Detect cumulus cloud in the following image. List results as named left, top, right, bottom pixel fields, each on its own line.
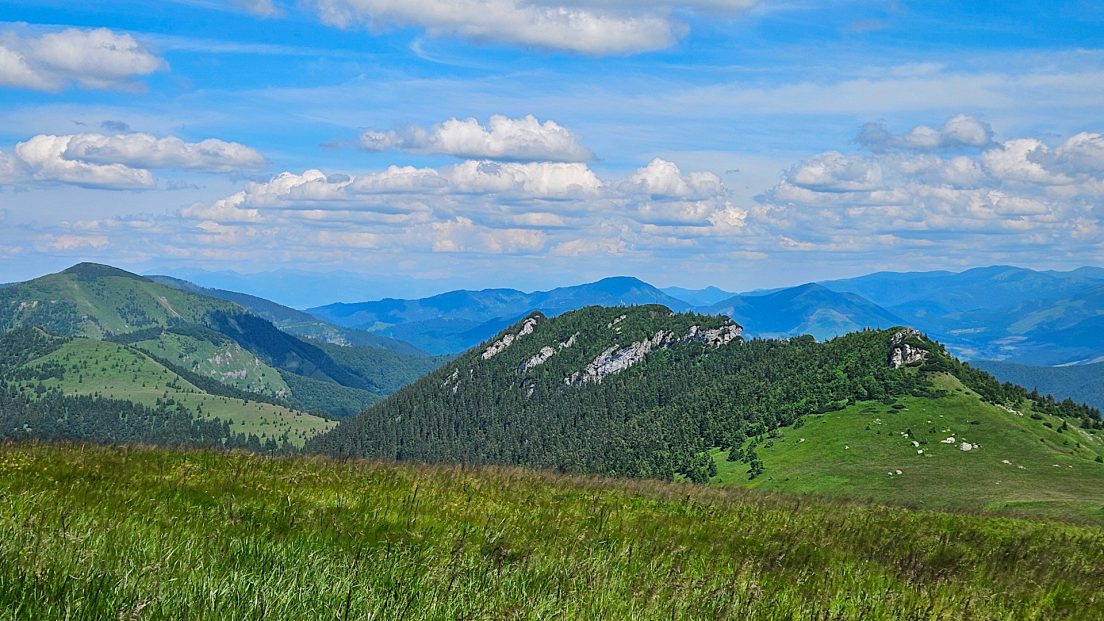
left=1031, top=132, right=1104, bottom=177
left=857, top=114, right=993, bottom=153
left=624, top=158, right=723, bottom=198
left=311, top=0, right=757, bottom=54
left=361, top=115, right=593, bottom=162
left=2, top=133, right=266, bottom=190
left=0, top=28, right=165, bottom=92
left=61, top=133, right=266, bottom=173
left=761, top=120, right=1104, bottom=253
left=15, top=135, right=154, bottom=190
left=786, top=152, right=883, bottom=193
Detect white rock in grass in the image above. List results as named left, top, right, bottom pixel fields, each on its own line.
left=895, top=469, right=903, bottom=475
left=941, top=437, right=956, bottom=444
left=1002, top=459, right=1011, bottom=464
left=959, top=442, right=974, bottom=452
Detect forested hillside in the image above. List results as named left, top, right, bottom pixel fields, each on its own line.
left=310, top=305, right=1102, bottom=517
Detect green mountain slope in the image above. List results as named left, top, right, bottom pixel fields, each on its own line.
left=714, top=373, right=1104, bottom=521
left=0, top=263, right=235, bottom=338
left=0, top=264, right=444, bottom=420
left=310, top=306, right=1102, bottom=520
left=0, top=328, right=335, bottom=448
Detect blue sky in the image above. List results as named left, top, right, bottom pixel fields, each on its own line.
left=0, top=0, right=1102, bottom=302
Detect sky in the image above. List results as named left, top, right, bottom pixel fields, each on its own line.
left=1, top=0, right=1102, bottom=303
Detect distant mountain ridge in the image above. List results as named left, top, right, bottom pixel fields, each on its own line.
left=815, top=266, right=1104, bottom=365
left=704, top=283, right=905, bottom=341
left=148, top=275, right=426, bottom=355
left=309, top=276, right=691, bottom=354
left=303, top=266, right=1104, bottom=365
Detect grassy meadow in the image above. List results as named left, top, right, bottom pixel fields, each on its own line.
left=714, top=374, right=1104, bottom=523
left=17, top=339, right=334, bottom=446
left=1, top=443, right=1103, bottom=620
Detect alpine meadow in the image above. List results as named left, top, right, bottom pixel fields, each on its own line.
left=3, top=1, right=1104, bottom=619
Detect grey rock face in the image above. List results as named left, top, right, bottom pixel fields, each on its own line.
left=888, top=328, right=929, bottom=368
left=566, top=322, right=742, bottom=386
left=482, top=316, right=539, bottom=360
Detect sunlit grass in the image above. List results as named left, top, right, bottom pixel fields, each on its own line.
left=1, top=442, right=1102, bottom=619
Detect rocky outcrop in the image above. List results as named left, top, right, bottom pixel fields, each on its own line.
left=567, top=331, right=673, bottom=386
left=482, top=316, right=539, bottom=360
left=680, top=324, right=743, bottom=347
left=519, top=346, right=556, bottom=372
left=566, top=322, right=742, bottom=386
left=888, top=328, right=929, bottom=368
left=517, top=332, right=579, bottom=373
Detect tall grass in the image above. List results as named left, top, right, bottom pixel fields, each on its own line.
left=0, top=442, right=1102, bottom=620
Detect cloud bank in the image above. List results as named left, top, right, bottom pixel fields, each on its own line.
left=1, top=133, right=265, bottom=190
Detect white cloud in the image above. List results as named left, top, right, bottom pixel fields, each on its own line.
left=786, top=152, right=884, bottom=193
left=3, top=133, right=267, bottom=190
left=1035, top=132, right=1104, bottom=177
left=61, top=133, right=266, bottom=173
left=550, top=237, right=625, bottom=256
left=311, top=0, right=756, bottom=54
left=625, top=158, right=723, bottom=199
left=15, top=135, right=154, bottom=190
left=202, top=161, right=603, bottom=212
left=857, top=114, right=993, bottom=153
left=174, top=155, right=742, bottom=260
left=361, top=114, right=593, bottom=162
left=0, top=28, right=165, bottom=92
left=761, top=121, right=1104, bottom=253
left=446, top=160, right=601, bottom=196
left=980, top=139, right=1066, bottom=185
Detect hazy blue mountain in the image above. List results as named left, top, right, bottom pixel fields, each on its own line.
left=815, top=266, right=1104, bottom=364
left=705, top=283, right=905, bottom=341
left=661, top=286, right=737, bottom=307
left=149, top=275, right=426, bottom=356
left=819, top=266, right=1104, bottom=314
left=308, top=277, right=692, bottom=354
left=974, top=360, right=1104, bottom=411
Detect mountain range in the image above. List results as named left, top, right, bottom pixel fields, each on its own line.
left=2, top=261, right=1103, bottom=521
left=308, top=276, right=692, bottom=354
left=294, top=265, right=1104, bottom=368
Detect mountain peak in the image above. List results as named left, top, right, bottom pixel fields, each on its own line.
left=61, top=263, right=149, bottom=281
